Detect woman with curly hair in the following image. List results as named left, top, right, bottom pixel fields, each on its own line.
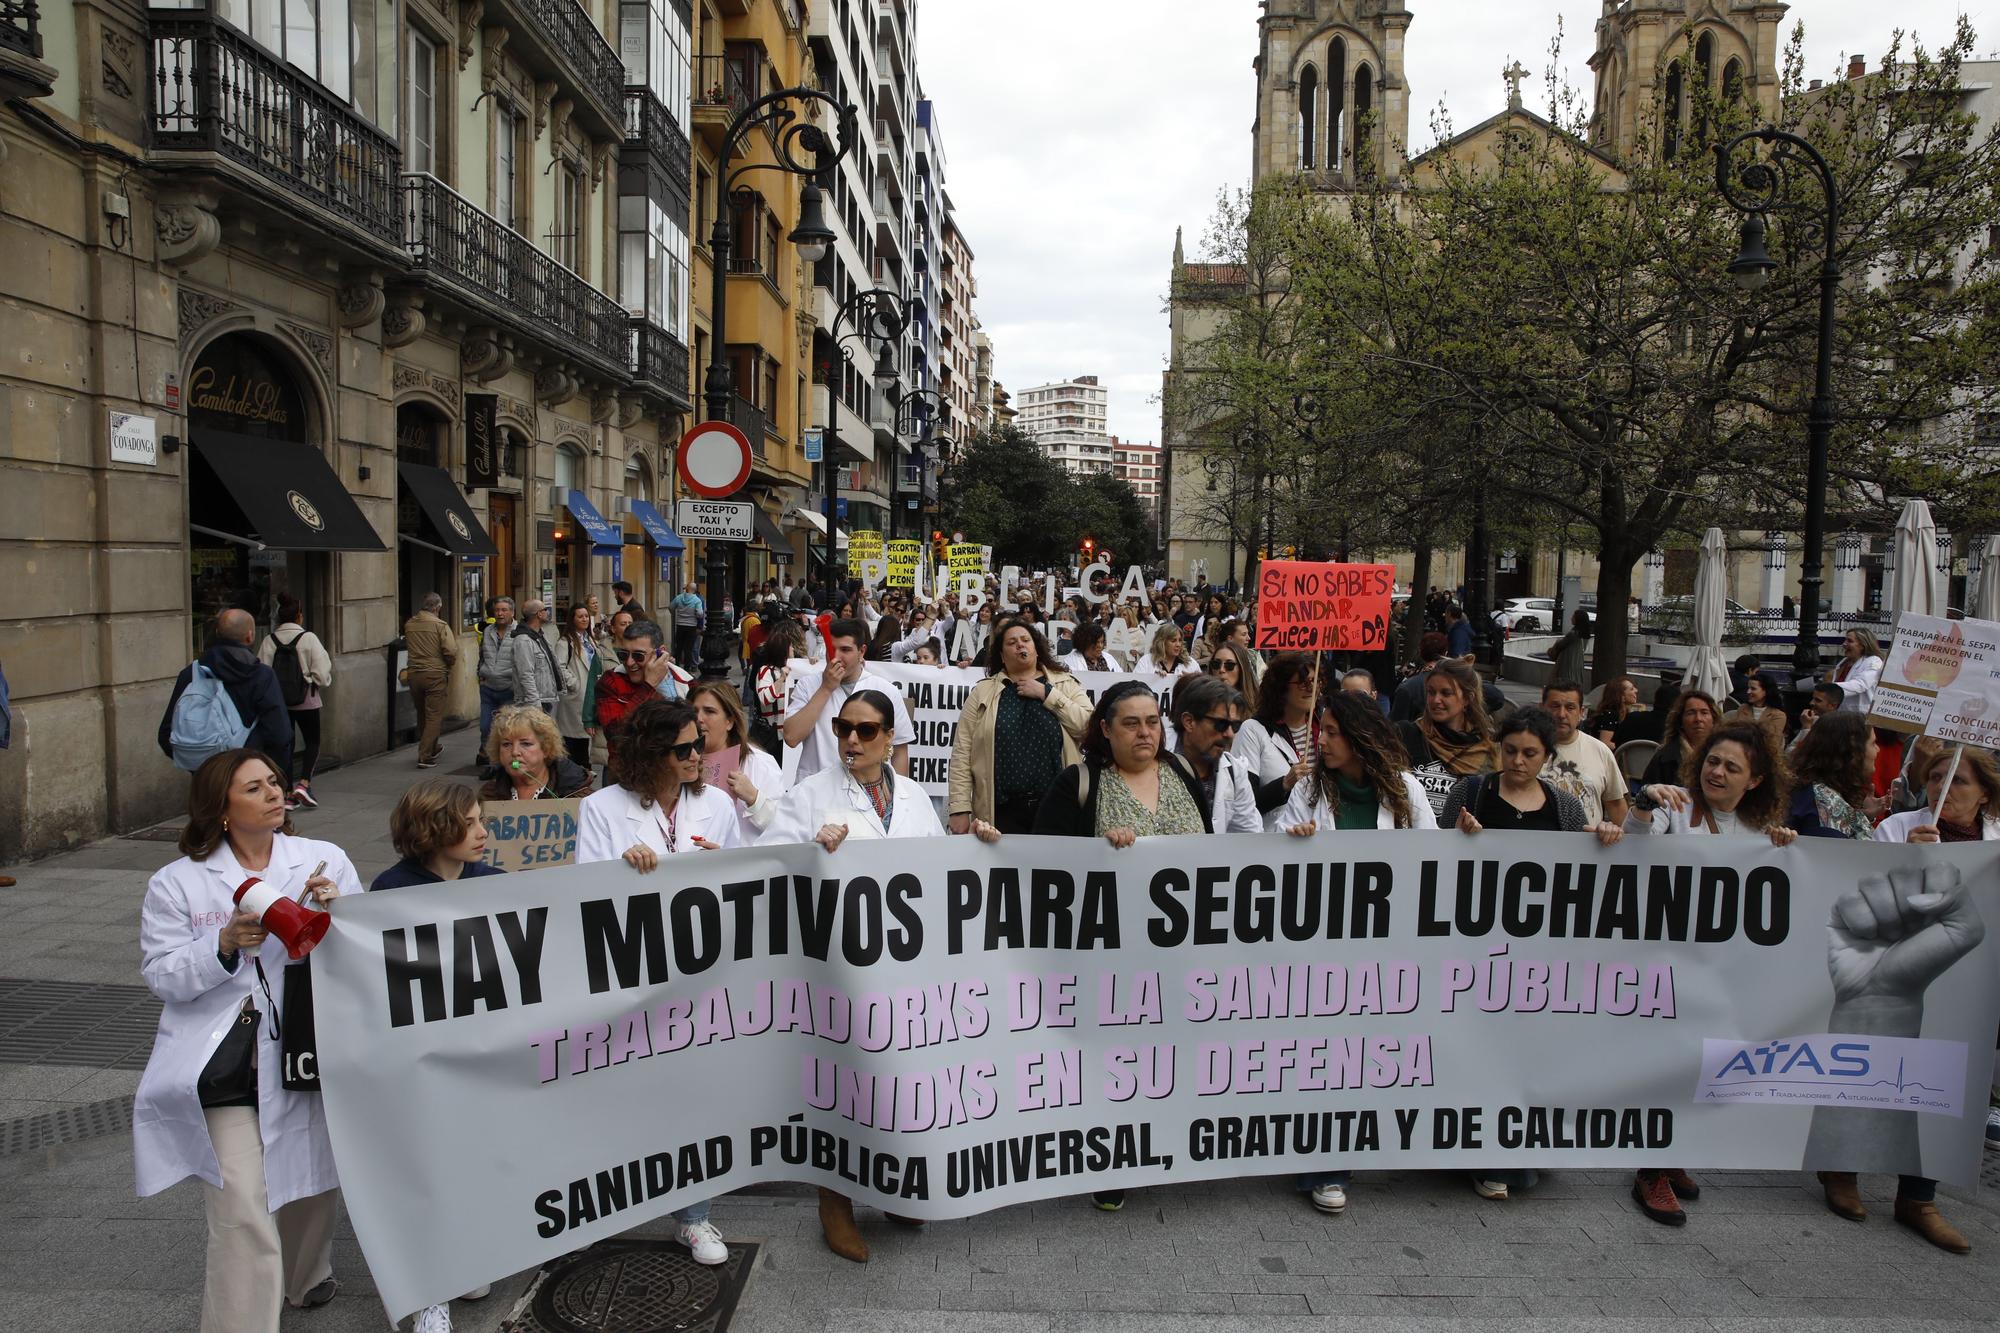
left=1625, top=722, right=1797, bottom=1228
left=480, top=704, right=592, bottom=803
left=1639, top=688, right=1720, bottom=788
left=1396, top=658, right=1497, bottom=822
left=1785, top=711, right=1881, bottom=839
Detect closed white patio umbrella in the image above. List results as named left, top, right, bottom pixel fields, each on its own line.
left=1684, top=527, right=1733, bottom=702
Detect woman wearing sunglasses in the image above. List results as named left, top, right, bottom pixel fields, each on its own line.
left=1206, top=641, right=1259, bottom=714
left=574, top=697, right=741, bottom=1270
left=758, top=689, right=1000, bottom=1263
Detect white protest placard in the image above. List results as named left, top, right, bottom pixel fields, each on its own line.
left=313, top=832, right=2000, bottom=1319
left=1868, top=612, right=2000, bottom=738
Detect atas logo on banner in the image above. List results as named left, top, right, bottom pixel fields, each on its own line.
left=1694, top=1034, right=1967, bottom=1116
left=448, top=511, right=471, bottom=540
left=288, top=491, right=325, bottom=531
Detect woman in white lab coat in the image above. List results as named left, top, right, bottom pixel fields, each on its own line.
left=573, top=697, right=739, bottom=1268
left=756, top=689, right=1000, bottom=1260
left=133, top=748, right=355, bottom=1333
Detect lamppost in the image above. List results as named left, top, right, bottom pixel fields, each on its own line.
left=893, top=387, right=947, bottom=542
left=699, top=86, right=857, bottom=672
left=1716, top=126, right=1839, bottom=691
left=818, top=284, right=911, bottom=575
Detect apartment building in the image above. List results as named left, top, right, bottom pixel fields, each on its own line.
left=1113, top=438, right=1164, bottom=533
left=939, top=196, right=980, bottom=444
left=1018, top=375, right=1112, bottom=475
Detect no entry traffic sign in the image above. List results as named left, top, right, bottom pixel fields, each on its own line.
left=677, top=420, right=753, bottom=499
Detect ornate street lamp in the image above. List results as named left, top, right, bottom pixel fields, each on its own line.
left=1716, top=126, right=1840, bottom=692
left=698, top=86, right=858, bottom=673
left=815, top=285, right=914, bottom=571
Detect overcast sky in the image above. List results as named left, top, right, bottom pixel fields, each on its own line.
left=918, top=1, right=1984, bottom=444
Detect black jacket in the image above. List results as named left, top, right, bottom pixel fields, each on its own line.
left=370, top=857, right=509, bottom=891
left=479, top=755, right=594, bottom=802
left=1031, top=754, right=1213, bottom=838
left=158, top=641, right=294, bottom=774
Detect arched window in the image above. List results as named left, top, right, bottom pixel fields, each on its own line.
left=1695, top=32, right=1714, bottom=86
left=1723, top=57, right=1745, bottom=102
left=1663, top=59, right=1683, bottom=160
left=1353, top=62, right=1373, bottom=172
left=1329, top=37, right=1347, bottom=172
left=1299, top=65, right=1319, bottom=168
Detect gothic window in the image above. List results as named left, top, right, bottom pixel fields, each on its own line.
left=1353, top=62, right=1373, bottom=172
left=1329, top=38, right=1347, bottom=172
left=1299, top=65, right=1319, bottom=168
left=1663, top=60, right=1683, bottom=160
left=1723, top=57, right=1745, bottom=102
left=1695, top=32, right=1714, bottom=86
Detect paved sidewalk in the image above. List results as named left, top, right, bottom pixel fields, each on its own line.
left=4, top=725, right=1999, bottom=1330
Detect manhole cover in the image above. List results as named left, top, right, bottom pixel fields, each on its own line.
left=522, top=1239, right=757, bottom=1333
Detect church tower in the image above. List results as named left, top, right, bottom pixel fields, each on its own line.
left=1252, top=1, right=1414, bottom=188
left=1588, top=0, right=1789, bottom=162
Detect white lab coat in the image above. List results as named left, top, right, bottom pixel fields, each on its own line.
left=1233, top=717, right=1305, bottom=830
left=712, top=745, right=789, bottom=846
left=1276, top=772, right=1439, bottom=831
left=134, top=833, right=360, bottom=1210
left=1832, top=654, right=1883, bottom=713
left=575, top=782, right=744, bottom=861
left=1061, top=650, right=1126, bottom=675
left=756, top=765, right=943, bottom=845
left=1207, top=749, right=1267, bottom=834
left=1873, top=809, right=2000, bottom=842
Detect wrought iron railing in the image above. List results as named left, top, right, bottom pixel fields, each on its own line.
left=403, top=173, right=627, bottom=370
left=2, top=0, right=42, bottom=59
left=628, top=317, right=691, bottom=406
left=733, top=396, right=766, bottom=458
left=693, top=54, right=754, bottom=119
left=501, top=0, right=625, bottom=124
left=622, top=86, right=692, bottom=206
left=148, top=14, right=401, bottom=245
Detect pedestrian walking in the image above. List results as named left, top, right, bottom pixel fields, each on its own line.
left=670, top=583, right=706, bottom=669
left=1231, top=654, right=1319, bottom=828
left=1639, top=689, right=1719, bottom=788
left=134, top=748, right=353, bottom=1333
left=1829, top=628, right=1886, bottom=713
left=1396, top=658, right=1497, bottom=822
left=475, top=597, right=517, bottom=743
left=401, top=594, right=457, bottom=770
left=256, top=597, right=332, bottom=809
left=781, top=618, right=916, bottom=780
left=1142, top=622, right=1198, bottom=677
left=574, top=698, right=737, bottom=1269
left=553, top=605, right=597, bottom=768
left=161, top=609, right=294, bottom=781
left=508, top=599, right=571, bottom=714
left=1625, top=723, right=1797, bottom=1226
left=1205, top=641, right=1259, bottom=713
left=688, top=682, right=787, bottom=846
left=948, top=617, right=1092, bottom=835
left=1546, top=608, right=1592, bottom=683
left=1060, top=620, right=1121, bottom=673
left=1169, top=673, right=1279, bottom=833
left=595, top=620, right=692, bottom=778
left=757, top=687, right=999, bottom=1262
left=1538, top=680, right=1628, bottom=826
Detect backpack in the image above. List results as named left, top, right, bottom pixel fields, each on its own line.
left=269, top=632, right=308, bottom=708
left=169, top=663, right=252, bottom=771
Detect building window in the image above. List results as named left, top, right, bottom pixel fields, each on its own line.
left=553, top=159, right=585, bottom=271
left=619, top=193, right=690, bottom=338
left=496, top=105, right=525, bottom=231
left=1298, top=65, right=1318, bottom=169
left=405, top=27, right=438, bottom=175
left=620, top=0, right=691, bottom=127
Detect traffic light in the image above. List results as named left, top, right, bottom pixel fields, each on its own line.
left=1081, top=535, right=1096, bottom=559
left=932, top=529, right=947, bottom=563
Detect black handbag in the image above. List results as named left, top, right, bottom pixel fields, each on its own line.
left=195, top=999, right=259, bottom=1108
left=277, top=959, right=321, bottom=1093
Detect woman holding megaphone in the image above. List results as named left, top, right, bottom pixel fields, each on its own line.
left=134, top=748, right=358, bottom=1333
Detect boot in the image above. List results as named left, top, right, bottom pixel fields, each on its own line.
left=1663, top=1167, right=1701, bottom=1200
left=817, top=1188, right=868, bottom=1263
left=1894, top=1197, right=1970, bottom=1254
left=1817, top=1171, right=1865, bottom=1221
left=1631, top=1170, right=1685, bottom=1227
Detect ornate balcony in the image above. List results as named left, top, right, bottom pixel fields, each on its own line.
left=148, top=13, right=402, bottom=248
left=692, top=53, right=755, bottom=150
left=0, top=0, right=53, bottom=99
left=629, top=317, right=691, bottom=409
left=403, top=173, right=628, bottom=375
left=0, top=0, right=40, bottom=55
left=488, top=0, right=626, bottom=137
left=733, top=396, right=767, bottom=459
left=622, top=87, right=692, bottom=214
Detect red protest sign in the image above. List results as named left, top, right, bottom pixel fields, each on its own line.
left=1253, top=561, right=1396, bottom=652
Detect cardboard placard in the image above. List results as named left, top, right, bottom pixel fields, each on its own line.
left=848, top=530, right=885, bottom=564
left=947, top=542, right=985, bottom=577
left=1253, top=561, right=1396, bottom=651
left=1869, top=612, right=1969, bottom=734
left=885, top=539, right=922, bottom=588
left=480, top=799, right=579, bottom=871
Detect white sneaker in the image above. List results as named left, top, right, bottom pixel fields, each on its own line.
left=1310, top=1182, right=1347, bottom=1214
left=677, top=1219, right=728, bottom=1265
left=1472, top=1178, right=1510, bottom=1200
left=413, top=1305, right=452, bottom=1333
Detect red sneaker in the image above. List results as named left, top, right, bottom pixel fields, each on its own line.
left=1632, top=1171, right=1686, bottom=1226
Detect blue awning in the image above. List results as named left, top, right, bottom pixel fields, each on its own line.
left=624, top=498, right=684, bottom=554
left=563, top=489, right=624, bottom=551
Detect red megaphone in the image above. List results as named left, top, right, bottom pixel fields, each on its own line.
left=233, top=877, right=332, bottom=959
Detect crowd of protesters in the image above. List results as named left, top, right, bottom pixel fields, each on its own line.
left=134, top=572, right=1998, bottom=1330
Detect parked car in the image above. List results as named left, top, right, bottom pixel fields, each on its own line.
left=1491, top=597, right=1593, bottom=633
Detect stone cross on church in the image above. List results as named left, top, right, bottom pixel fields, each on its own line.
left=1503, top=59, right=1529, bottom=110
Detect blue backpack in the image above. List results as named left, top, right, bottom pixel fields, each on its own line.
left=169, top=663, right=251, bottom=771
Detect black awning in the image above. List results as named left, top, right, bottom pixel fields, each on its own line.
left=189, top=431, right=386, bottom=551
left=398, top=462, right=499, bottom=556
left=753, top=509, right=790, bottom=551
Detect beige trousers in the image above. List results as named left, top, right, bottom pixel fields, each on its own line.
left=200, top=1106, right=337, bottom=1333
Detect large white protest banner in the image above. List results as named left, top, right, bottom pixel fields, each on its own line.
left=313, top=832, right=2000, bottom=1319
left=789, top=660, right=1193, bottom=796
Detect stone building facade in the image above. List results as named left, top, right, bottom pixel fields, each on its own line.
left=1, top=0, right=697, bottom=859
